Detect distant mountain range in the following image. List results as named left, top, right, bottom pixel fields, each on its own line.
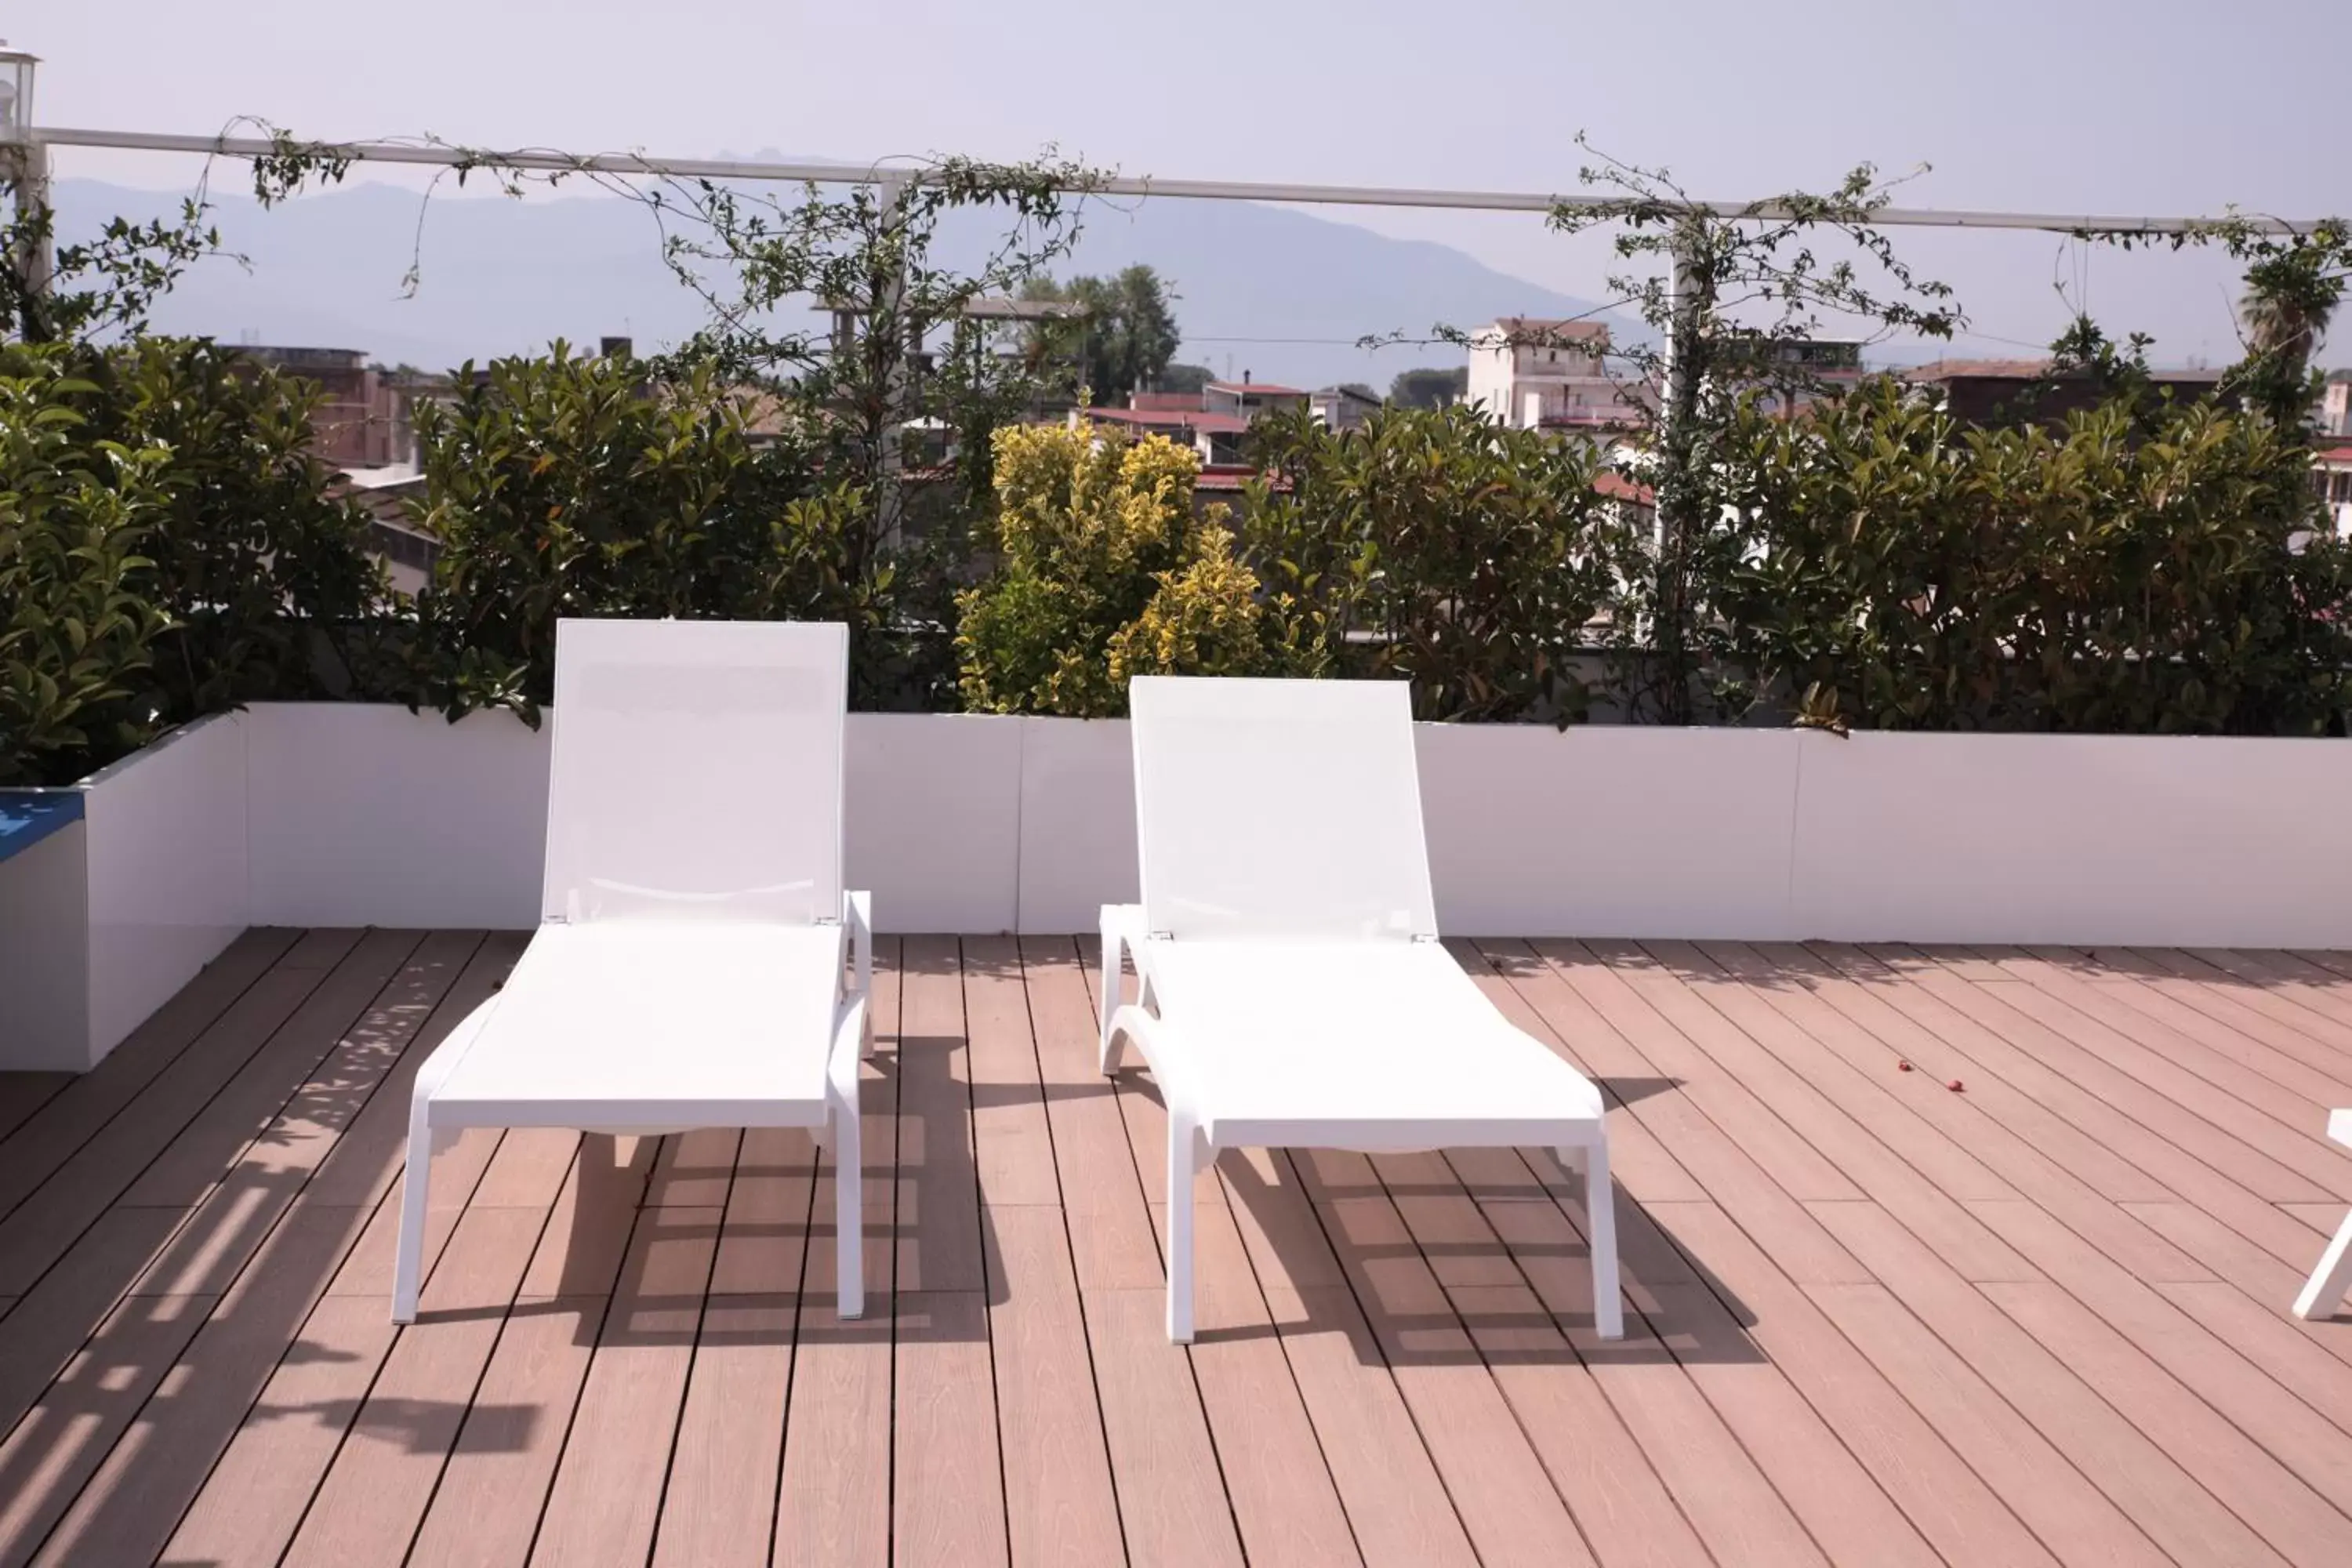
left=53, top=176, right=1622, bottom=392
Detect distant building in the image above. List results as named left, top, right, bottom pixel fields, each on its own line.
left=1730, top=338, right=1866, bottom=412
left=1308, top=385, right=1381, bottom=430
left=1902, top=358, right=2225, bottom=427
left=238, top=346, right=416, bottom=468
left=1465, top=318, right=1624, bottom=430
left=328, top=466, right=433, bottom=595
left=1078, top=403, right=1253, bottom=466
left=2316, top=436, right=2352, bottom=539
left=1203, top=375, right=1310, bottom=422
left=2319, top=378, right=2350, bottom=439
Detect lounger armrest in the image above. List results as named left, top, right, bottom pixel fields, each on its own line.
left=831, top=993, right=868, bottom=1109
left=409, top=993, right=503, bottom=1149
left=1105, top=1002, right=1200, bottom=1127
left=845, top=890, right=875, bottom=1055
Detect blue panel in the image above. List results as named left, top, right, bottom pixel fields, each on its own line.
left=0, top=791, right=85, bottom=866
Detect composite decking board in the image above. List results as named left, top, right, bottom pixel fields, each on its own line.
left=1363, top=1150, right=1721, bottom=1568
left=1047, top=936, right=1351, bottom=1568
left=6, top=931, right=2352, bottom=1567
left=404, top=1135, right=660, bottom=1568
left=1745, top=942, right=2176, bottom=1203
left=277, top=1204, right=553, bottom=1568
left=1534, top=941, right=1865, bottom=1204
left=1602, top=943, right=2039, bottom=1285
left=962, top=938, right=1128, bottom=1568
left=1461, top=947, right=1929, bottom=1568
left=0, top=1077, right=69, bottom=1149
left=528, top=1203, right=722, bottom=1568
left=0, top=931, right=493, bottom=1568
left=1845, top=947, right=2346, bottom=1276
left=775, top=937, right=899, bottom=1568
left=1081, top=935, right=1479, bottom=1568
left=0, top=927, right=301, bottom=1223
left=1994, top=949, right=2352, bottom=1148
left=1816, top=1198, right=2296, bottom=1567
left=892, top=940, right=1009, bottom=1568
left=0, top=948, right=350, bottom=1295
left=1496, top=942, right=1873, bottom=1287
left=0, top=928, right=449, bottom=1418
left=152, top=936, right=524, bottom=1568
left=2126, top=948, right=2352, bottom=1058
left=1922, top=949, right=2352, bottom=1196
left=1851, top=949, right=2331, bottom=1218
left=1642, top=942, right=2019, bottom=1202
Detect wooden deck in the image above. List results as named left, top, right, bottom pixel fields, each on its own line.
left=2, top=930, right=2352, bottom=1566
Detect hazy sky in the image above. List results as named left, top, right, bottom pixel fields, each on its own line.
left=22, top=0, right=2351, bottom=364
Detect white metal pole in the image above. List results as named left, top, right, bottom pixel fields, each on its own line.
left=3, top=137, right=50, bottom=313
left=26, top=125, right=2323, bottom=236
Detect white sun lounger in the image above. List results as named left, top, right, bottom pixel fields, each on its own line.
left=1098, top=676, right=1621, bottom=1344
left=392, top=618, right=872, bottom=1324
left=2294, top=1109, right=2352, bottom=1321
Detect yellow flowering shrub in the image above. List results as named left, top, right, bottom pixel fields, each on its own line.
left=957, top=423, right=1305, bottom=715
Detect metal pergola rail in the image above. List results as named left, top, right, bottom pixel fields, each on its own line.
left=24, top=125, right=2325, bottom=237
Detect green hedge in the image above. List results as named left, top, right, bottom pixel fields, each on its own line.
left=5, top=350, right=2347, bottom=789
left=1, top=339, right=388, bottom=786
left=1705, top=379, right=2352, bottom=733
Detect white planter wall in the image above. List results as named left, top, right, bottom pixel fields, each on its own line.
left=245, top=702, right=550, bottom=930
left=847, top=714, right=1024, bottom=934
left=226, top=706, right=2352, bottom=946
left=1789, top=732, right=2352, bottom=947
left=9, top=701, right=2350, bottom=1070
left=0, top=712, right=249, bottom=1071
left=1419, top=725, right=1803, bottom=939
left=0, top=818, right=92, bottom=1069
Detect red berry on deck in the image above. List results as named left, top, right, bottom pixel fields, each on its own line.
left=1947, top=1079, right=1965, bottom=1092
left=1896, top=1060, right=1913, bottom=1072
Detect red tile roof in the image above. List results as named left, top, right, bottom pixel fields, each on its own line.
left=1489, top=317, right=1610, bottom=342
left=1906, top=358, right=2225, bottom=384
left=1085, top=407, right=1250, bottom=434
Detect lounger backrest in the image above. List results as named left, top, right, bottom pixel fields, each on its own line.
left=1129, top=677, right=1439, bottom=941
left=543, top=618, right=848, bottom=925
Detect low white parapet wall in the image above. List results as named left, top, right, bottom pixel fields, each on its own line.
left=231, top=704, right=2352, bottom=949
left=7, top=700, right=2348, bottom=1070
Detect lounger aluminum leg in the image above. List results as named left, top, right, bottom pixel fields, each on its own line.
left=848, top=891, right=875, bottom=1058
left=1581, top=1136, right=1624, bottom=1341
left=392, top=1099, right=433, bottom=1325
left=1167, top=1111, right=1197, bottom=1343
left=1099, top=910, right=1127, bottom=1074
left=832, top=998, right=867, bottom=1320
left=2295, top=1207, right=2352, bottom=1321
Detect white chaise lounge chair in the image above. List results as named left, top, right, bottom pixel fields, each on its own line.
left=2294, top=1109, right=2352, bottom=1321
left=393, top=618, right=873, bottom=1324
left=1098, top=676, right=1621, bottom=1344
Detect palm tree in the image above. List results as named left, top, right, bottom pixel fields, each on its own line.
left=2233, top=227, right=2348, bottom=426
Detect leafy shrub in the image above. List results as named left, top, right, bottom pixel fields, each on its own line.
left=78, top=339, right=392, bottom=717
left=956, top=422, right=1303, bottom=715
left=0, top=339, right=391, bottom=785
left=404, top=346, right=882, bottom=721
left=0, top=346, right=174, bottom=784
left=1243, top=405, right=1636, bottom=721
left=1708, top=378, right=2352, bottom=733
